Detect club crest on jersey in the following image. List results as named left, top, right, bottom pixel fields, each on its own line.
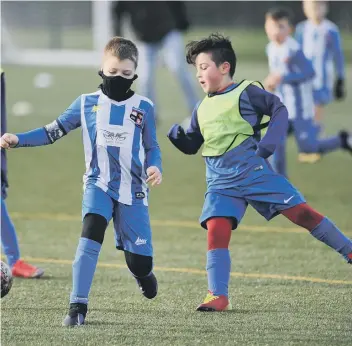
left=130, top=107, right=145, bottom=127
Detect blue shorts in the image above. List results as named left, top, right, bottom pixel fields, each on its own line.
left=82, top=184, right=153, bottom=256
left=200, top=163, right=305, bottom=229
left=313, top=88, right=333, bottom=106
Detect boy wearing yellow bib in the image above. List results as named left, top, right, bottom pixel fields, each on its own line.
left=167, top=33, right=352, bottom=312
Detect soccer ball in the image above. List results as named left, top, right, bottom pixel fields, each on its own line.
left=1, top=261, right=13, bottom=298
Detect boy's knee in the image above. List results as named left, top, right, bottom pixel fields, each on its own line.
left=207, top=217, right=234, bottom=250
left=81, top=213, right=108, bottom=244
left=281, top=203, right=324, bottom=231
left=124, top=251, right=153, bottom=278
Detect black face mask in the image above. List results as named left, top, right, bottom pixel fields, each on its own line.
left=98, top=71, right=138, bottom=102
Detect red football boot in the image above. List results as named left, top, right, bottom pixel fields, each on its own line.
left=12, top=260, right=44, bottom=278
left=196, top=291, right=232, bottom=312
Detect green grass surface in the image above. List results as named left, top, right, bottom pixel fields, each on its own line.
left=1, top=59, right=352, bottom=345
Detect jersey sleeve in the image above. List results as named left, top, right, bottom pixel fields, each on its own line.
left=16, top=96, right=82, bottom=148
left=142, top=104, right=162, bottom=172
left=329, top=28, right=345, bottom=79
left=245, top=85, right=289, bottom=158
left=281, top=49, right=315, bottom=84
left=167, top=102, right=204, bottom=155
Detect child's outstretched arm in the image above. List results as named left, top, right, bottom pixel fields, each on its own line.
left=142, top=105, right=162, bottom=186
left=167, top=104, right=204, bottom=155
left=330, top=28, right=345, bottom=99
left=245, top=85, right=289, bottom=158
left=281, top=49, right=315, bottom=84
left=1, top=96, right=82, bottom=149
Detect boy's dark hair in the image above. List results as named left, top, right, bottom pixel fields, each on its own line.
left=186, top=33, right=236, bottom=78
left=104, top=36, right=139, bottom=68
left=266, top=7, right=294, bottom=24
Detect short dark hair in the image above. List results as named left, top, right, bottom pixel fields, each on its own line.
left=185, top=33, right=237, bottom=78
left=104, top=36, right=138, bottom=68
left=266, top=7, right=294, bottom=24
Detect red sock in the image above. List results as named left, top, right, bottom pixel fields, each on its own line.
left=206, top=217, right=233, bottom=250
left=281, top=203, right=324, bottom=231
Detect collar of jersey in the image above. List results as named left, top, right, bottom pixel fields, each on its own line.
left=100, top=90, right=136, bottom=105
left=207, top=82, right=238, bottom=98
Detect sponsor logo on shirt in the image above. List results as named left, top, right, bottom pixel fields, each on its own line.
left=135, top=192, right=146, bottom=199
left=102, top=129, right=128, bottom=146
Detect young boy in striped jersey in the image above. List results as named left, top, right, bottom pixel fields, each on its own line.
left=1, top=37, right=162, bottom=326
left=296, top=0, right=345, bottom=123
left=168, top=33, right=352, bottom=312
left=264, top=8, right=351, bottom=177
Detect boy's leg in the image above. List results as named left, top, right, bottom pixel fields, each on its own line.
left=63, top=185, right=113, bottom=327
left=69, top=214, right=108, bottom=305
left=281, top=204, right=352, bottom=263
left=197, top=217, right=233, bottom=312
left=162, top=30, right=199, bottom=112
left=313, top=88, right=332, bottom=123
left=124, top=250, right=157, bottom=299
left=1, top=198, right=44, bottom=278
left=136, top=42, right=159, bottom=108
left=242, top=162, right=352, bottom=264
left=115, top=203, right=157, bottom=299
left=197, top=192, right=247, bottom=311
left=293, top=118, right=352, bottom=156
left=1, top=199, right=20, bottom=267
left=314, top=105, right=324, bottom=124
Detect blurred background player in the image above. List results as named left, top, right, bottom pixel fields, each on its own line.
left=0, top=69, right=44, bottom=278
left=1, top=37, right=162, bottom=326
left=263, top=8, right=352, bottom=177
left=168, top=33, right=352, bottom=311
left=112, top=1, right=199, bottom=122
left=296, top=0, right=346, bottom=123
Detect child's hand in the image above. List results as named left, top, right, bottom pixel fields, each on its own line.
left=146, top=166, right=162, bottom=186
left=334, top=78, right=345, bottom=100
left=1, top=133, right=19, bottom=149
left=263, top=73, right=282, bottom=91
left=270, top=73, right=282, bottom=87
left=263, top=75, right=275, bottom=91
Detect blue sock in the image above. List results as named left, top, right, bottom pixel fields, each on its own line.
left=70, top=237, right=101, bottom=305
left=206, top=249, right=231, bottom=297
left=1, top=200, right=20, bottom=267
left=318, top=136, right=341, bottom=154
left=311, top=217, right=352, bottom=260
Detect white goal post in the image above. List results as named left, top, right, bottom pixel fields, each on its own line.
left=1, top=1, right=113, bottom=68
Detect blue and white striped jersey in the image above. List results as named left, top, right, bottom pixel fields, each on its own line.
left=16, top=90, right=161, bottom=206
left=266, top=36, right=315, bottom=120
left=295, top=19, right=345, bottom=92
